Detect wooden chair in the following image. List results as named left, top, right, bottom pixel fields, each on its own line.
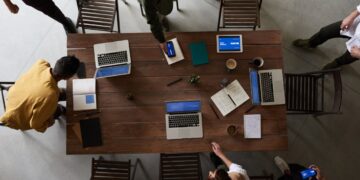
left=138, top=0, right=180, bottom=17
left=285, top=68, right=342, bottom=116
left=159, top=153, right=202, bottom=180
left=250, top=174, right=274, bottom=180
left=0, top=82, right=14, bottom=110
left=76, top=0, right=123, bottom=33
left=217, top=0, right=261, bottom=31
left=91, top=157, right=131, bottom=180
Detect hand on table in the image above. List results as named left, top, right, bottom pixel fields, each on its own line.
left=309, top=165, right=324, bottom=180
left=350, top=46, right=360, bottom=58
left=160, top=42, right=168, bottom=55
left=211, top=142, right=224, bottom=157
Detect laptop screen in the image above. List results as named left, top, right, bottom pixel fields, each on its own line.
left=166, top=100, right=201, bottom=113
left=218, top=35, right=241, bottom=52
left=96, top=64, right=130, bottom=78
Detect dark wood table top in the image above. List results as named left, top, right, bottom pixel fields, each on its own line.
left=66, top=31, right=287, bottom=154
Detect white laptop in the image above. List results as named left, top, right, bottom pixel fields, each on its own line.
left=93, top=40, right=131, bottom=78
left=165, top=100, right=203, bottom=140
left=253, top=69, right=285, bottom=105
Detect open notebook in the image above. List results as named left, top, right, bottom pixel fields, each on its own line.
left=211, top=80, right=249, bottom=116
left=73, top=78, right=97, bottom=111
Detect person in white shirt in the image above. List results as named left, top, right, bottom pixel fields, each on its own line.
left=208, top=142, right=250, bottom=180
left=293, top=4, right=360, bottom=69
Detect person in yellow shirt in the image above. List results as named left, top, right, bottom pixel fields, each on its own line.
left=0, top=56, right=80, bottom=133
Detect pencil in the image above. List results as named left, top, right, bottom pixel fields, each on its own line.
left=167, top=78, right=182, bottom=86
left=245, top=105, right=256, bottom=113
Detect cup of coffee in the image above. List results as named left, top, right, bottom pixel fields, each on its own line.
left=226, top=58, right=237, bottom=71
left=250, top=57, right=264, bottom=68
left=227, top=125, right=238, bottom=136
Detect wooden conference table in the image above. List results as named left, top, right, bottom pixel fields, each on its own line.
left=66, top=31, right=287, bottom=154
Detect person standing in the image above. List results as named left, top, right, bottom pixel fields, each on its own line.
left=293, top=4, right=360, bottom=69
left=0, top=56, right=80, bottom=133
left=3, top=0, right=77, bottom=33
left=208, top=142, right=250, bottom=180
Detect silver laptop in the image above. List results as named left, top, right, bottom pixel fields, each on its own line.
left=258, top=69, right=285, bottom=105
left=93, top=40, right=131, bottom=78
left=165, top=100, right=203, bottom=140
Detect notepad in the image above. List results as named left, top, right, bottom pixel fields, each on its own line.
left=189, top=41, right=209, bottom=66
left=73, top=78, right=97, bottom=111
left=211, top=80, right=249, bottom=116
left=164, top=38, right=185, bottom=65
left=244, top=114, right=261, bottom=139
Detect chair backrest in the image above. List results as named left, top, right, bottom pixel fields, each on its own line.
left=217, top=0, right=260, bottom=31
left=77, top=0, right=120, bottom=33
left=91, top=158, right=131, bottom=180
left=159, top=153, right=202, bottom=180
left=0, top=82, right=15, bottom=111
left=250, top=174, right=274, bottom=180
left=285, top=68, right=342, bottom=115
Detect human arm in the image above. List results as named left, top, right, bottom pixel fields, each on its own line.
left=211, top=142, right=233, bottom=168
left=3, top=0, right=19, bottom=14
left=341, top=7, right=360, bottom=30
left=309, top=165, right=325, bottom=180
left=350, top=46, right=360, bottom=58
left=144, top=0, right=167, bottom=52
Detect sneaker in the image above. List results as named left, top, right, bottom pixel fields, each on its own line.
left=274, top=156, right=290, bottom=174
left=292, top=39, right=313, bottom=49
left=64, top=17, right=77, bottom=34
left=322, top=61, right=340, bottom=70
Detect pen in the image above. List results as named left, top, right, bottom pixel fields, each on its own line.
left=209, top=100, right=220, bottom=120
left=167, top=78, right=182, bottom=86
left=245, top=105, right=256, bottom=113
left=227, top=94, right=236, bottom=106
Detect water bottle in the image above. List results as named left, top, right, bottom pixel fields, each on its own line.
left=300, top=168, right=317, bottom=179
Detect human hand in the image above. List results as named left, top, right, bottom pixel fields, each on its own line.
left=341, top=14, right=355, bottom=30
left=309, top=165, right=324, bottom=180
left=211, top=142, right=224, bottom=157
left=350, top=46, right=360, bottom=58
left=160, top=42, right=168, bottom=55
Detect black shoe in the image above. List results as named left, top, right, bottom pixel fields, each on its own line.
left=162, top=17, right=170, bottom=32
left=322, top=61, right=340, bottom=70
left=64, top=17, right=77, bottom=34
left=292, top=39, right=313, bottom=48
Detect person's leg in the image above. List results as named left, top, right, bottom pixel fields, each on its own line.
left=323, top=50, right=359, bottom=69
left=293, top=21, right=349, bottom=48
left=22, top=0, right=76, bottom=33
left=58, top=88, right=67, bottom=101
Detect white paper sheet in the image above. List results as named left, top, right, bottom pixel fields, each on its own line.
left=163, top=38, right=185, bottom=65
left=244, top=114, right=261, bottom=139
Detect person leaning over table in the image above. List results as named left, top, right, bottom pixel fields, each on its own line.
left=144, top=0, right=173, bottom=52
left=3, top=0, right=77, bottom=33
left=0, top=56, right=80, bottom=133
left=293, top=4, right=360, bottom=69
left=208, top=142, right=250, bottom=180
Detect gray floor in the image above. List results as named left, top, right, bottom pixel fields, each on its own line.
left=1, top=0, right=359, bottom=179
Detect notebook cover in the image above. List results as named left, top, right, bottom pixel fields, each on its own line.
left=79, top=118, right=102, bottom=148
left=189, top=41, right=209, bottom=66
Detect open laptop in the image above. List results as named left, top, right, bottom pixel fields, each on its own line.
left=93, top=40, right=131, bottom=79
left=249, top=69, right=285, bottom=105
left=165, top=100, right=203, bottom=140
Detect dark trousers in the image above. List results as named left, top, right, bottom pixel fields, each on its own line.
left=308, top=21, right=359, bottom=66
left=22, top=0, right=71, bottom=31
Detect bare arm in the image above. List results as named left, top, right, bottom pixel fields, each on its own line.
left=341, top=9, right=360, bottom=30
left=3, top=0, right=19, bottom=14
left=211, top=142, right=233, bottom=168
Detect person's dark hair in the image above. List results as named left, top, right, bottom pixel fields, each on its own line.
left=53, top=56, right=80, bottom=78
left=215, top=169, right=231, bottom=180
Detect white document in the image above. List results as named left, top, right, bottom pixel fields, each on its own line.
left=211, top=80, right=249, bottom=116
left=163, top=38, right=184, bottom=65
left=244, top=114, right=261, bottom=139
left=73, top=78, right=97, bottom=111
left=345, top=36, right=360, bottom=52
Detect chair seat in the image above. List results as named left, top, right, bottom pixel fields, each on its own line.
left=160, top=153, right=202, bottom=180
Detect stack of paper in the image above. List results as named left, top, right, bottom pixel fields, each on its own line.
left=73, top=78, right=97, bottom=111
left=211, top=80, right=249, bottom=116
left=244, top=114, right=261, bottom=139
left=163, top=38, right=184, bottom=65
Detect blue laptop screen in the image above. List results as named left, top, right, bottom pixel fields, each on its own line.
left=166, top=100, right=201, bottom=113
left=218, top=36, right=241, bottom=51
left=96, top=65, right=129, bottom=78
left=250, top=69, right=261, bottom=105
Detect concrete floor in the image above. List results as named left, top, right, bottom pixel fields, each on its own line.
left=1, top=0, right=360, bottom=179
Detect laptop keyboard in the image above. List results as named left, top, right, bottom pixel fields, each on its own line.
left=169, top=114, right=200, bottom=128
left=260, top=72, right=275, bottom=102
left=97, top=51, right=128, bottom=66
